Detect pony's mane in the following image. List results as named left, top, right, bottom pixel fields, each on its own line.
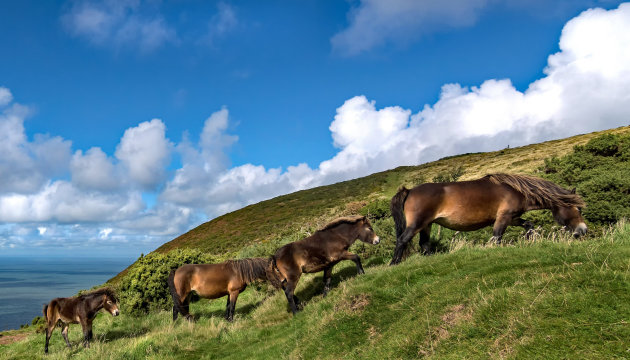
left=226, top=258, right=270, bottom=284
left=79, top=287, right=118, bottom=302
left=319, top=215, right=365, bottom=232
left=485, top=173, right=585, bottom=208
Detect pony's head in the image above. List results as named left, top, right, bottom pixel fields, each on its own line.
left=102, top=290, right=120, bottom=317
left=552, top=189, right=587, bottom=237
left=356, top=216, right=380, bottom=245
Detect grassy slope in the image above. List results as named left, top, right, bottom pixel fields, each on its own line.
left=2, top=222, right=629, bottom=359
left=110, top=125, right=630, bottom=283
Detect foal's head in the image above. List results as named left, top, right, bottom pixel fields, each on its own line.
left=101, top=291, right=120, bottom=317
left=356, top=216, right=380, bottom=245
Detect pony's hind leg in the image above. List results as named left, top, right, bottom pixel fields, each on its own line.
left=418, top=225, right=432, bottom=255
left=61, top=323, right=71, bottom=349
left=283, top=275, right=301, bottom=315
left=44, top=322, right=56, bottom=353
left=391, top=225, right=422, bottom=265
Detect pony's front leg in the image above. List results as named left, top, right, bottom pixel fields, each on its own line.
left=226, top=291, right=240, bottom=322
left=322, top=265, right=334, bottom=296
left=491, top=214, right=513, bottom=244
left=511, top=217, right=534, bottom=239
left=340, top=252, right=364, bottom=274
left=80, top=320, right=93, bottom=348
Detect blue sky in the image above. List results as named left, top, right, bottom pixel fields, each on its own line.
left=1, top=0, right=629, bottom=258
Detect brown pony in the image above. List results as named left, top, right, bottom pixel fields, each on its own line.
left=168, top=258, right=270, bottom=322
left=269, top=215, right=380, bottom=314
left=389, top=173, right=587, bottom=265
left=43, top=288, right=119, bottom=353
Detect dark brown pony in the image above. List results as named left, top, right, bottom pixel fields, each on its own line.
left=168, top=258, right=271, bottom=322
left=269, top=215, right=380, bottom=314
left=43, top=288, right=119, bottom=353
left=389, top=173, right=587, bottom=265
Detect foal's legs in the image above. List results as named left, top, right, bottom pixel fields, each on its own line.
left=340, top=252, right=364, bottom=274
left=322, top=265, right=334, bottom=297
left=61, top=323, right=72, bottom=349
left=80, top=319, right=93, bottom=348
left=44, top=321, right=56, bottom=353
left=282, top=274, right=301, bottom=315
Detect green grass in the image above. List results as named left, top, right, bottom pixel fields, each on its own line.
left=3, top=221, right=629, bottom=359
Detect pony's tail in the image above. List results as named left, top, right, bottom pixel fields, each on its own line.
left=42, top=304, right=48, bottom=322
left=391, top=186, right=410, bottom=239
left=266, top=256, right=284, bottom=289
left=167, top=269, right=183, bottom=317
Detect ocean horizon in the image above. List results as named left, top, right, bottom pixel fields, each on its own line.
left=0, top=256, right=132, bottom=331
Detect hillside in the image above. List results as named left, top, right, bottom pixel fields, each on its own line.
left=107, top=125, right=630, bottom=284
left=3, top=126, right=630, bottom=359
left=2, top=221, right=629, bottom=359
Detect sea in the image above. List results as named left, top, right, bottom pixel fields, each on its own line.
left=0, top=256, right=132, bottom=331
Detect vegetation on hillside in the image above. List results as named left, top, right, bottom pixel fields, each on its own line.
left=3, top=126, right=630, bottom=359
left=2, top=221, right=629, bottom=359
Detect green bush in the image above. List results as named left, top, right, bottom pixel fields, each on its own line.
left=432, top=165, right=464, bottom=183
left=118, top=249, right=219, bottom=316
left=542, top=133, right=630, bottom=227
left=359, top=198, right=391, bottom=221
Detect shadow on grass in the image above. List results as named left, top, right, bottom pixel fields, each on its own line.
left=101, top=326, right=151, bottom=342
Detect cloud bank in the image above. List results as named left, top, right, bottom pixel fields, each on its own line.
left=3, top=4, right=630, bottom=253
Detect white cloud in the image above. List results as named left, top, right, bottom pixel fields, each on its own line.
left=61, top=0, right=176, bottom=52
left=4, top=4, right=630, bottom=253
left=71, top=147, right=120, bottom=191
left=115, top=119, right=171, bottom=189
left=164, top=3, right=630, bottom=218
left=331, top=0, right=490, bottom=56
left=199, top=2, right=238, bottom=46
left=0, top=87, right=13, bottom=107
left=331, top=0, right=621, bottom=56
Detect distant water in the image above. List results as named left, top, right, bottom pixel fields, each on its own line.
left=0, top=256, right=131, bottom=331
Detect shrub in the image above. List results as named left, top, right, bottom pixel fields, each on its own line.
left=359, top=198, right=391, bottom=221
left=432, top=165, right=464, bottom=183
left=541, top=133, right=630, bottom=227
left=118, top=249, right=219, bottom=316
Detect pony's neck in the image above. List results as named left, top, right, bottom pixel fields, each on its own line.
left=329, top=223, right=359, bottom=246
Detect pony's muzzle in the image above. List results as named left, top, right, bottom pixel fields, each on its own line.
left=573, top=223, right=587, bottom=237
left=372, top=236, right=380, bottom=245
left=112, top=309, right=120, bottom=316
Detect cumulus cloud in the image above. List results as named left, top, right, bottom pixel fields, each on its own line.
left=166, top=3, right=630, bottom=217
left=4, top=4, right=630, bottom=253
left=115, top=119, right=172, bottom=189
left=61, top=0, right=177, bottom=52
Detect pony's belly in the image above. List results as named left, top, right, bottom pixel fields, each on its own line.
left=434, top=216, right=494, bottom=231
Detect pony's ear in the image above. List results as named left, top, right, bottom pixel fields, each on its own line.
left=571, top=187, right=576, bottom=194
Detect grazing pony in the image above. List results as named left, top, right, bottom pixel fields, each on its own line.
left=168, top=258, right=271, bottom=322
left=390, top=173, right=587, bottom=265
left=269, top=215, right=380, bottom=314
left=43, top=288, right=119, bottom=353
